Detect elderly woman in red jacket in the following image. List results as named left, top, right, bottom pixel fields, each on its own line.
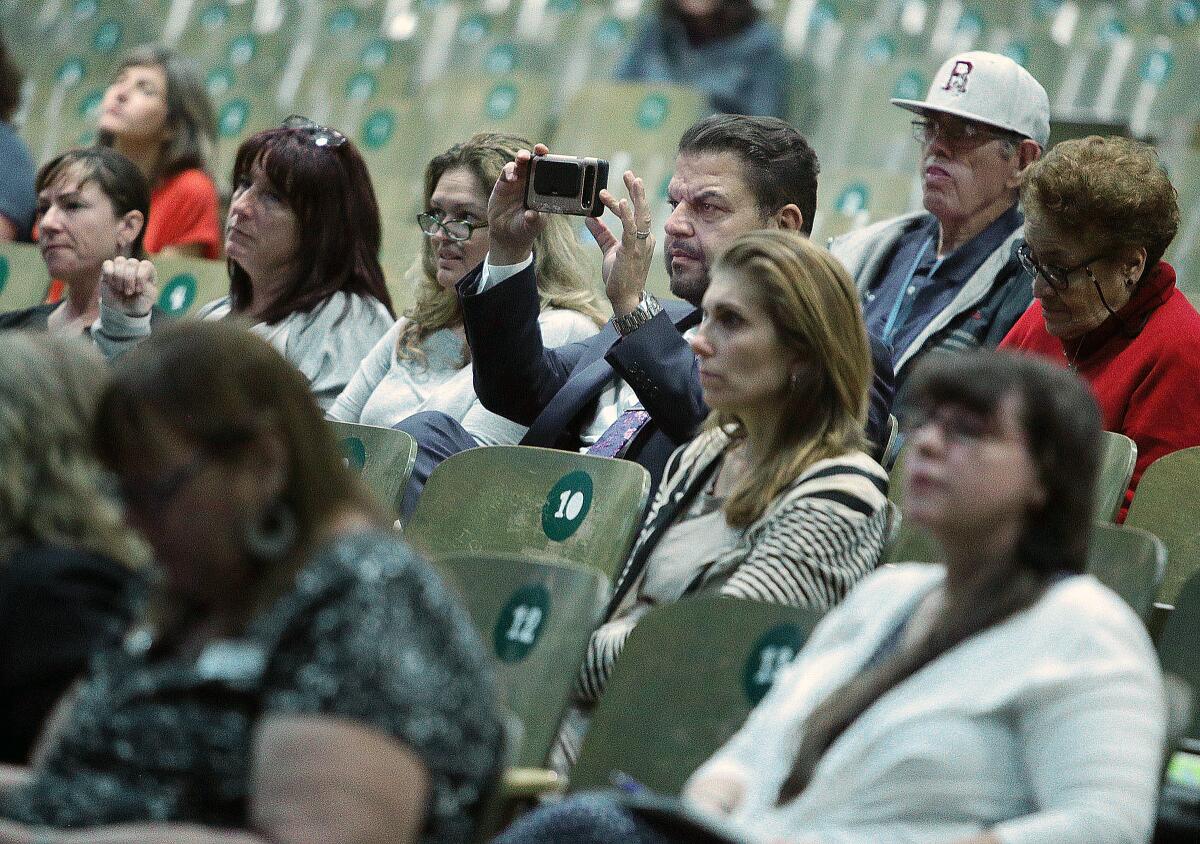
left=1001, top=135, right=1200, bottom=516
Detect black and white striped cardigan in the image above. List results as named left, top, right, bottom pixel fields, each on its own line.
left=576, top=426, right=891, bottom=705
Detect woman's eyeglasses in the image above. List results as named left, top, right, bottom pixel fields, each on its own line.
left=417, top=211, right=488, bottom=242
left=281, top=114, right=348, bottom=149
left=1016, top=243, right=1108, bottom=292
left=118, top=453, right=209, bottom=515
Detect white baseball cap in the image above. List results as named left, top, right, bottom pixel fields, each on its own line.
left=891, top=51, right=1050, bottom=149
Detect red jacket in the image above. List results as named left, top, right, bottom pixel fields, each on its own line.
left=1001, top=261, right=1200, bottom=519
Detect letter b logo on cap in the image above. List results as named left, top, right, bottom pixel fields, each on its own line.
left=943, top=59, right=973, bottom=93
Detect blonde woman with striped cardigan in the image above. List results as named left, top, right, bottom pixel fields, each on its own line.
left=558, top=230, right=891, bottom=766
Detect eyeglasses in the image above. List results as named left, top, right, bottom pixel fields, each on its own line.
left=119, top=453, right=209, bottom=514
left=281, top=114, right=348, bottom=149
left=911, top=118, right=1016, bottom=149
left=416, top=211, right=488, bottom=242
left=900, top=405, right=1002, bottom=448
left=1016, top=243, right=1109, bottom=292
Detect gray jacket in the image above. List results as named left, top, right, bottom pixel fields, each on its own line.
left=830, top=211, right=1033, bottom=386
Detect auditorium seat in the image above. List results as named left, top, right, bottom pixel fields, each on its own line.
left=811, top=168, right=918, bottom=245
left=1125, top=446, right=1200, bottom=605
left=433, top=551, right=610, bottom=767
left=0, top=243, right=52, bottom=312
left=1159, top=568, right=1200, bottom=742
left=568, top=595, right=824, bottom=794
left=151, top=253, right=230, bottom=317
left=1087, top=522, right=1166, bottom=620
left=327, top=420, right=418, bottom=518
left=405, top=445, right=651, bottom=579
left=1095, top=430, right=1137, bottom=523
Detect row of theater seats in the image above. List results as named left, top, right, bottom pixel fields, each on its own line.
left=324, top=416, right=1200, bottom=837
left=13, top=0, right=1200, bottom=307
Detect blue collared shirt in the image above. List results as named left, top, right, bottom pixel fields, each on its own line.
left=863, top=204, right=1023, bottom=367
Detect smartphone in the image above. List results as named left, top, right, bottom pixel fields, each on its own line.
left=524, top=154, right=609, bottom=217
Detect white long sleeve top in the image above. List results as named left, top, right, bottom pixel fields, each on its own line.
left=688, top=563, right=1166, bottom=844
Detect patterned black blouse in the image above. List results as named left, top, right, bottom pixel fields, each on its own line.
left=0, top=531, right=503, bottom=842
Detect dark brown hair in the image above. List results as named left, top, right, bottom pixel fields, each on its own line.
left=678, top=114, right=819, bottom=235
left=96, top=45, right=217, bottom=186
left=93, top=320, right=386, bottom=639
left=37, top=147, right=151, bottom=257
left=0, top=27, right=20, bottom=123
left=661, top=0, right=759, bottom=39
left=228, top=126, right=395, bottom=324
left=776, top=350, right=1102, bottom=802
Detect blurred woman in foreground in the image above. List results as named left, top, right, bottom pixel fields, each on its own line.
left=0, top=321, right=501, bottom=843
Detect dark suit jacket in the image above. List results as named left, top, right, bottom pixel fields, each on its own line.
left=461, top=261, right=895, bottom=491
left=0, top=545, right=140, bottom=763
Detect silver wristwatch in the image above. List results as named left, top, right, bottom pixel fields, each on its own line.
left=612, top=292, right=663, bottom=336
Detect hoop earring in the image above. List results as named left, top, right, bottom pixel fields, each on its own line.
left=243, top=499, right=298, bottom=563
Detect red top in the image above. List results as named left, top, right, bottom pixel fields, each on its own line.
left=1001, top=261, right=1200, bottom=519
left=142, top=168, right=222, bottom=260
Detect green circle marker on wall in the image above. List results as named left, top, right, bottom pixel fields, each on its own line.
left=347, top=71, right=378, bottom=101
left=458, top=14, right=490, bottom=44
left=200, top=2, right=229, bottom=30
left=158, top=273, right=197, bottom=316
left=485, top=43, right=517, bottom=74
left=636, top=93, right=669, bottom=130
left=595, top=18, right=626, bottom=48
left=494, top=584, right=551, bottom=662
left=57, top=58, right=86, bottom=87
left=228, top=34, right=258, bottom=66
left=219, top=99, right=249, bottom=137
left=93, top=20, right=122, bottom=52
left=1098, top=18, right=1127, bottom=43
left=330, top=7, right=359, bottom=33
left=864, top=35, right=896, bottom=67
left=954, top=9, right=982, bottom=37
left=361, top=39, right=392, bottom=68
left=206, top=67, right=236, bottom=98
left=1033, top=0, right=1061, bottom=19
left=742, top=623, right=806, bottom=705
left=812, top=0, right=837, bottom=27
left=485, top=83, right=518, bottom=119
left=836, top=184, right=869, bottom=216
left=892, top=70, right=925, bottom=101
left=1003, top=41, right=1030, bottom=67
left=1174, top=0, right=1199, bottom=26
left=362, top=109, right=396, bottom=149
left=73, top=0, right=98, bottom=21
left=0, top=256, right=8, bottom=296
left=78, top=89, right=104, bottom=119
left=542, top=470, right=593, bottom=541
left=339, top=437, right=367, bottom=472
left=1140, top=50, right=1173, bottom=85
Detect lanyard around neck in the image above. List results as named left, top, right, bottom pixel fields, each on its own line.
left=882, top=235, right=939, bottom=342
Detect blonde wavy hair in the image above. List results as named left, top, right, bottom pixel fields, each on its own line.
left=0, top=334, right=146, bottom=569
left=708, top=230, right=871, bottom=527
left=398, top=132, right=605, bottom=364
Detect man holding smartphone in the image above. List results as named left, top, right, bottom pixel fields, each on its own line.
left=397, top=114, right=894, bottom=503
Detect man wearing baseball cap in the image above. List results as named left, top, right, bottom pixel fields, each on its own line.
left=830, top=50, right=1048, bottom=391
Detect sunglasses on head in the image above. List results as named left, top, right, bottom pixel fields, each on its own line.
left=281, top=115, right=348, bottom=149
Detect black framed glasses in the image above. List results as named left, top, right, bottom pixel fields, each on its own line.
left=911, top=117, right=1017, bottom=149
left=1016, top=243, right=1109, bottom=292
left=281, top=114, right=348, bottom=149
left=416, top=211, right=488, bottom=242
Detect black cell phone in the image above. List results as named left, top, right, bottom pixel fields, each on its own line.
left=524, top=154, right=609, bottom=217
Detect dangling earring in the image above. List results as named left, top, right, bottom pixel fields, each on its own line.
left=243, top=499, right=298, bottom=563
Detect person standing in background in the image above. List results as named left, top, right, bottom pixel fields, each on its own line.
left=0, top=29, right=37, bottom=243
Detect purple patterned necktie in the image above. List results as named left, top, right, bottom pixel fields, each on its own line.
left=587, top=408, right=651, bottom=458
